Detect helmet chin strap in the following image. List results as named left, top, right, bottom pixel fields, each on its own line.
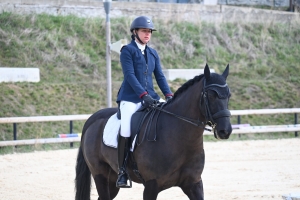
left=133, top=29, right=146, bottom=45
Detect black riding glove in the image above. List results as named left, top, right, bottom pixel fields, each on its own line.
left=142, top=94, right=155, bottom=108
left=165, top=96, right=173, bottom=102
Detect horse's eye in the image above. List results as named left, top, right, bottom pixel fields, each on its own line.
left=207, top=91, right=218, bottom=101
left=207, top=91, right=218, bottom=99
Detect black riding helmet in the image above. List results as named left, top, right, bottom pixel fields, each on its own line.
left=130, top=16, right=156, bottom=32
left=130, top=16, right=156, bottom=44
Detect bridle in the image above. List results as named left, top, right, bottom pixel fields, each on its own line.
left=200, top=78, right=231, bottom=132
left=153, top=77, right=231, bottom=133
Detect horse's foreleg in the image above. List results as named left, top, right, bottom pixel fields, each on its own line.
left=94, top=167, right=120, bottom=200
left=94, top=174, right=110, bottom=200
left=143, top=179, right=159, bottom=200
left=181, top=180, right=204, bottom=200
left=108, top=180, right=119, bottom=199
left=108, top=169, right=120, bottom=199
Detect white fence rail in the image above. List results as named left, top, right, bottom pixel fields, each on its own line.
left=0, top=137, right=81, bottom=147
left=0, top=108, right=299, bottom=147
left=0, top=114, right=91, bottom=123
left=230, top=108, right=300, bottom=115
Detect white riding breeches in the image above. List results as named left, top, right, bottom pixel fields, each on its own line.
left=119, top=101, right=142, bottom=137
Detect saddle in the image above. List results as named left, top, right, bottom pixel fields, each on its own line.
left=116, top=102, right=165, bottom=150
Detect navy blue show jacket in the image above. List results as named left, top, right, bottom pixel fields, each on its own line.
left=117, top=40, right=172, bottom=103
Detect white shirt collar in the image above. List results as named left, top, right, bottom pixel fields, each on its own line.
left=135, top=40, right=146, bottom=54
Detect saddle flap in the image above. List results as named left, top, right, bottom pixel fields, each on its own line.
left=131, top=105, right=163, bottom=147
left=130, top=107, right=148, bottom=143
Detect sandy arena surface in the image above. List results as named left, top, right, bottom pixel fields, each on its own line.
left=0, top=138, right=299, bottom=200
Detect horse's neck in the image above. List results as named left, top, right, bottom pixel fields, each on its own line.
left=159, top=85, right=205, bottom=148
left=168, top=83, right=204, bottom=120
left=154, top=81, right=205, bottom=149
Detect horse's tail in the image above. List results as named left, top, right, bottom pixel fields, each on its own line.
left=75, top=146, right=91, bottom=200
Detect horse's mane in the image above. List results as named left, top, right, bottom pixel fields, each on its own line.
left=171, top=72, right=226, bottom=101
left=172, top=74, right=205, bottom=100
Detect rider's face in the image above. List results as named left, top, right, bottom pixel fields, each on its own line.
left=135, top=28, right=152, bottom=44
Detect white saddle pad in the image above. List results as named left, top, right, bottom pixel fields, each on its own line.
left=103, top=113, right=136, bottom=151
left=103, top=113, right=120, bottom=148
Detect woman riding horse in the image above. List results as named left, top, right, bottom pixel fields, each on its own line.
left=116, top=16, right=173, bottom=188
left=75, top=64, right=232, bottom=200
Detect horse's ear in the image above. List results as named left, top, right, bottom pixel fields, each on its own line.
left=222, top=64, right=229, bottom=80
left=204, top=63, right=210, bottom=80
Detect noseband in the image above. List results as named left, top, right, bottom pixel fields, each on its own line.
left=200, top=79, right=231, bottom=132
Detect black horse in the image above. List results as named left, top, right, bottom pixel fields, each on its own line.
left=75, top=64, right=232, bottom=200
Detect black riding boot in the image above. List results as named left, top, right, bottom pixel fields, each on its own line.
left=116, top=135, right=130, bottom=188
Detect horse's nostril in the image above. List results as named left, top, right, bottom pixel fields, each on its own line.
left=220, top=130, right=226, bottom=136
left=217, top=130, right=231, bottom=139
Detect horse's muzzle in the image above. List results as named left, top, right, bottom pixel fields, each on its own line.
left=214, top=128, right=232, bottom=139
left=213, top=118, right=232, bottom=140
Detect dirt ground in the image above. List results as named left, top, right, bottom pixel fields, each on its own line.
left=0, top=138, right=299, bottom=200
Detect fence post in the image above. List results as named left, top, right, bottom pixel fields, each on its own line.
left=13, top=123, right=17, bottom=140
left=70, top=120, right=73, bottom=147
left=295, top=113, right=298, bottom=137
left=237, top=115, right=241, bottom=138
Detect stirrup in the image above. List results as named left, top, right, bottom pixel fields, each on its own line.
left=116, top=170, right=132, bottom=188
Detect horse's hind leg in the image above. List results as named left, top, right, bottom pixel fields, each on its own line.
left=94, top=167, right=120, bottom=200
left=180, top=180, right=204, bottom=200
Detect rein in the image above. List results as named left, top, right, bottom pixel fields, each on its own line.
left=154, top=105, right=210, bottom=131
left=153, top=78, right=231, bottom=132
left=135, top=103, right=209, bottom=146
